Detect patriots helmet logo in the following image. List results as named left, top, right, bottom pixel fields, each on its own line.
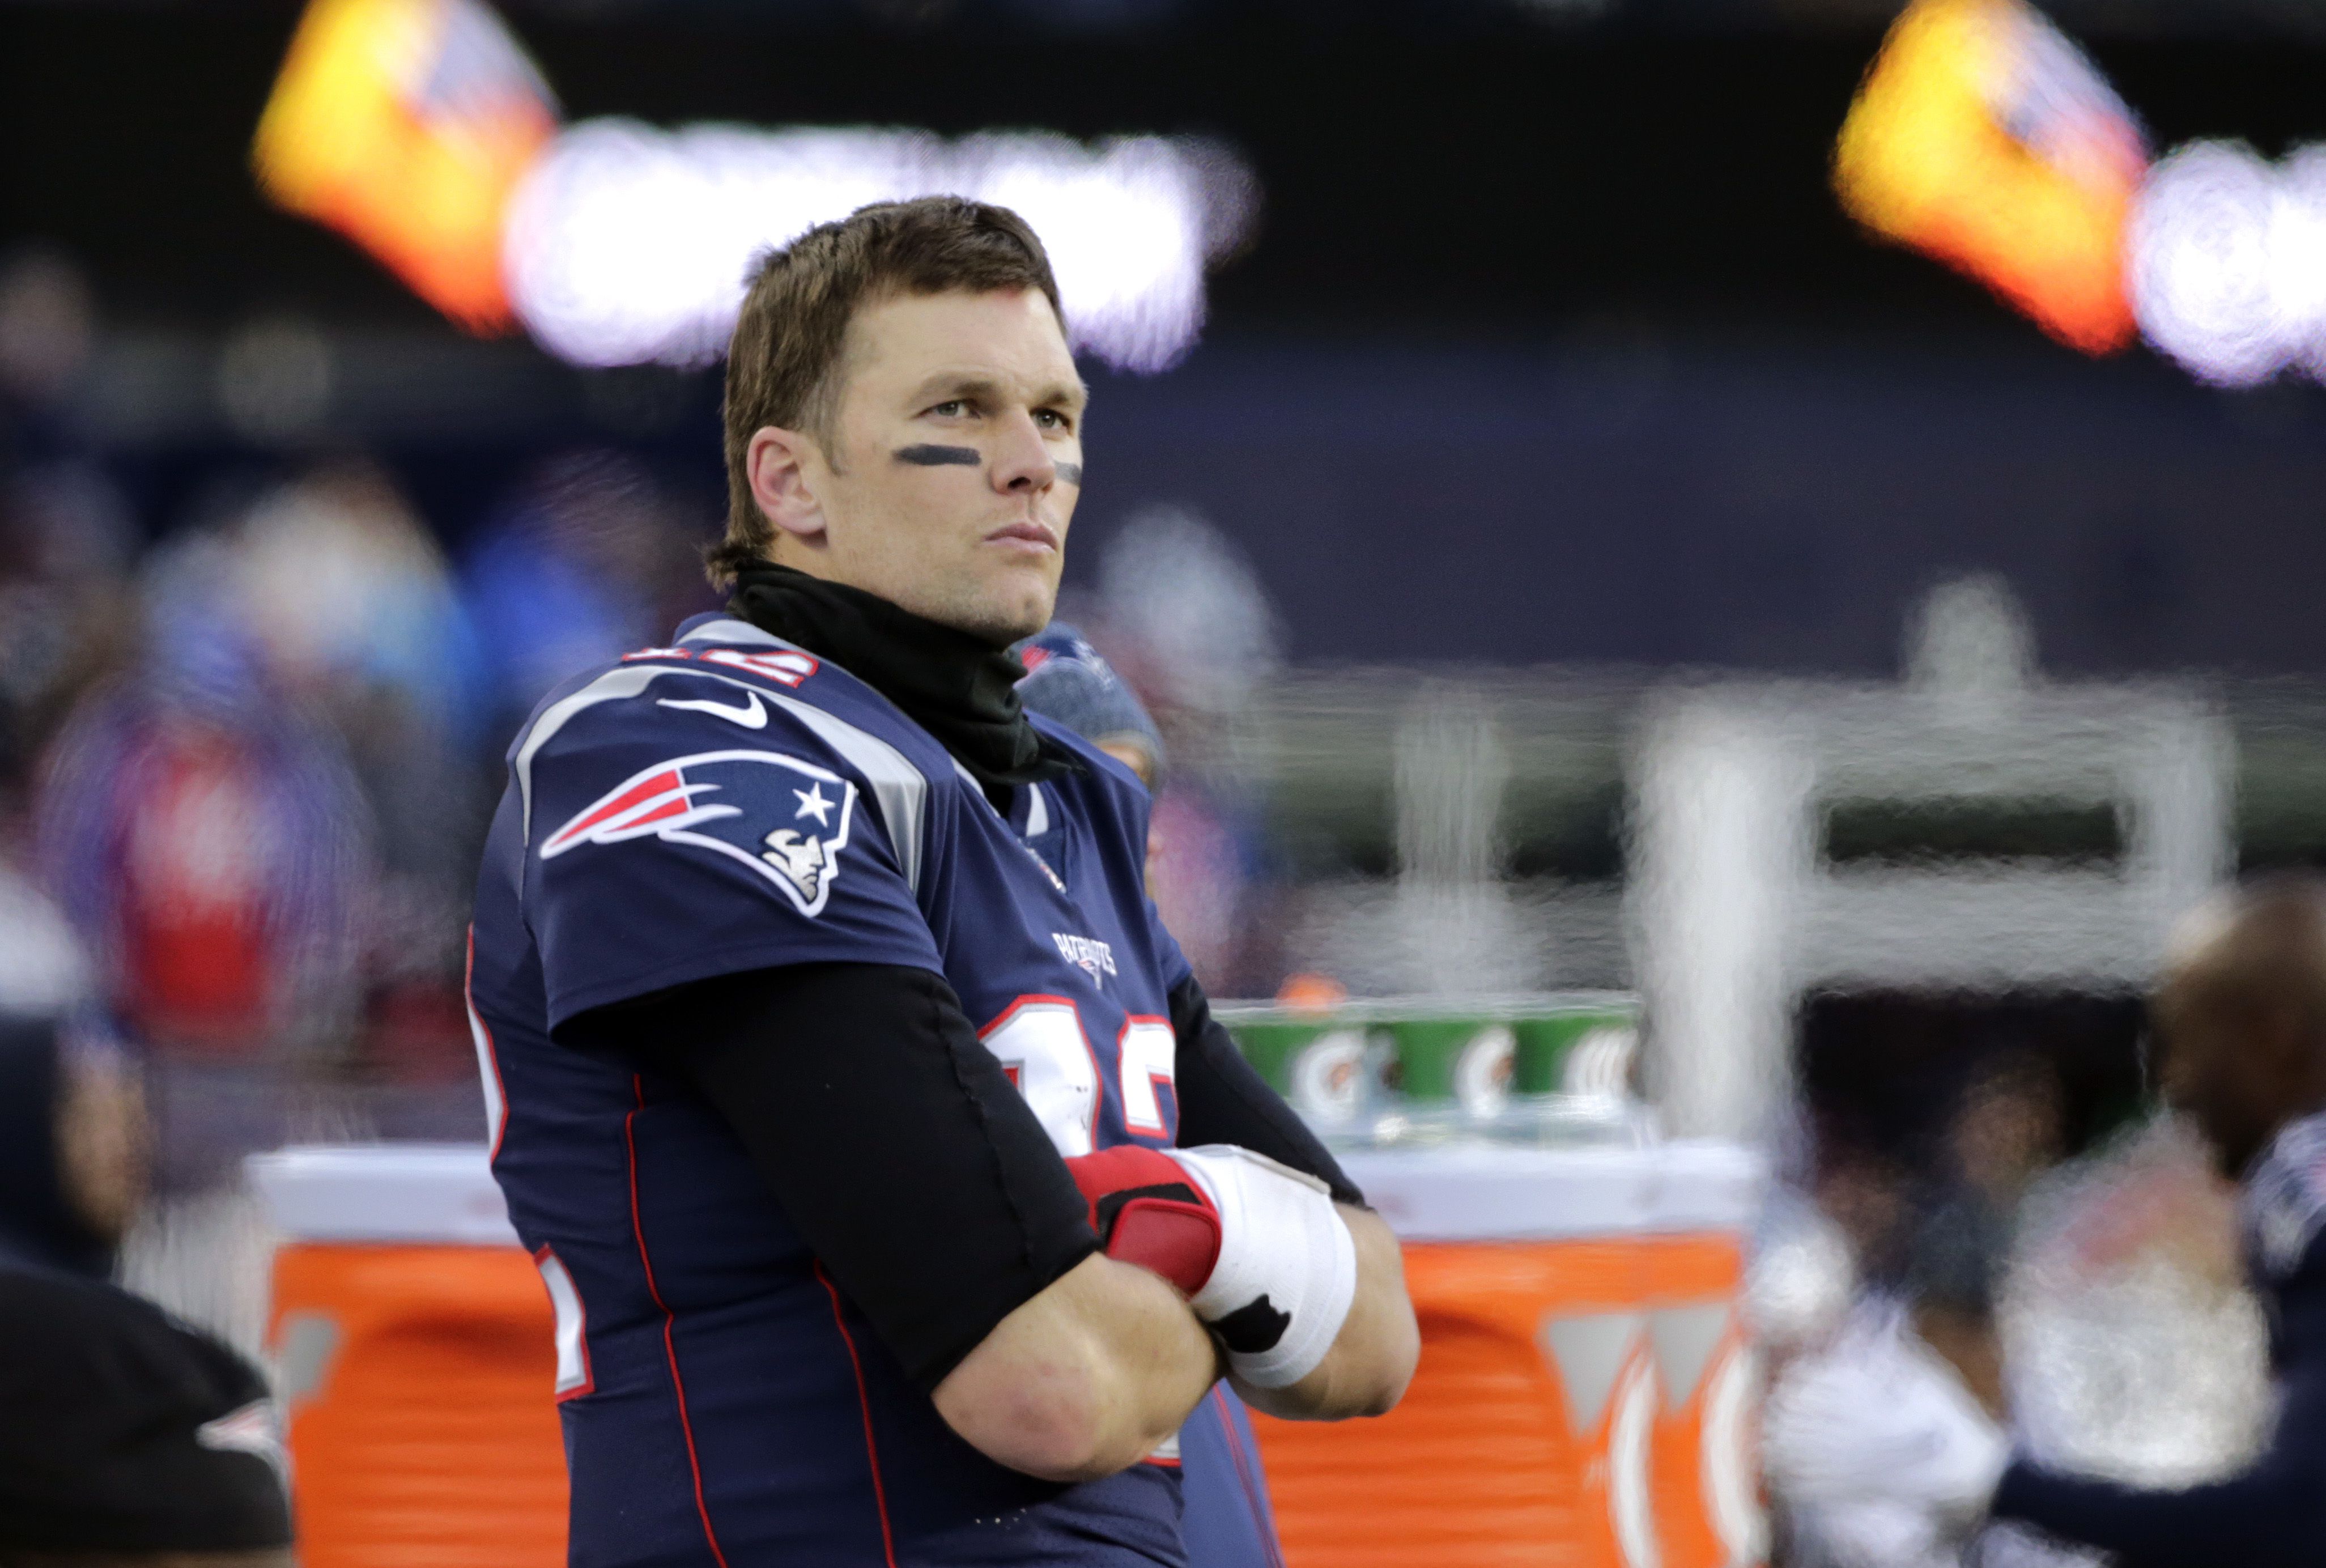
left=760, top=828, right=831, bottom=904
left=540, top=749, right=858, bottom=916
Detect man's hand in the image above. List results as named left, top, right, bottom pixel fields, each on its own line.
left=1231, top=1203, right=1417, bottom=1421
left=1068, top=1145, right=1417, bottom=1419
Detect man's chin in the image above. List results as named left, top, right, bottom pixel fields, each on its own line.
left=879, top=567, right=1053, bottom=647
left=948, top=576, right=1057, bottom=648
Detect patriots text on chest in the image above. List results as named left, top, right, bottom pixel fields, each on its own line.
left=1052, top=933, right=1117, bottom=979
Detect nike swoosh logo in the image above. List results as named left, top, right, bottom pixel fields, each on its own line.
left=657, top=691, right=768, bottom=729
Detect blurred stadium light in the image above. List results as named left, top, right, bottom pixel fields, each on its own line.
left=504, top=124, right=1255, bottom=371
left=253, top=0, right=558, bottom=331
left=1834, top=0, right=2326, bottom=392
left=2129, top=141, right=2326, bottom=387
left=1833, top=0, right=2147, bottom=355
left=254, top=0, right=1257, bottom=371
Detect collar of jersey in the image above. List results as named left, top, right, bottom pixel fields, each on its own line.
left=718, top=565, right=1079, bottom=797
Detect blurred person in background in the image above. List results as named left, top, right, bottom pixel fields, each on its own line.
left=36, top=530, right=371, bottom=1195
left=1014, top=622, right=1286, bottom=1568
left=1768, top=874, right=2326, bottom=1565
left=0, top=1015, right=141, bottom=1280
left=0, top=1013, right=294, bottom=1563
left=230, top=461, right=490, bottom=1110
left=1014, top=622, right=1166, bottom=789
left=0, top=465, right=131, bottom=1026
left=0, top=246, right=96, bottom=470
left=460, top=448, right=708, bottom=750
left=1767, top=1061, right=2071, bottom=1567
left=1907, top=1052, right=2068, bottom=1421
left=0, top=464, right=138, bottom=785
left=1082, top=510, right=1281, bottom=995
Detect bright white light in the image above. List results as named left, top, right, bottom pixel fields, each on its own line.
left=2129, top=139, right=2326, bottom=387
left=2277, top=147, right=2326, bottom=381
left=504, top=121, right=1255, bottom=372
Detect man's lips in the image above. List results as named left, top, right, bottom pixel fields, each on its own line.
left=984, top=521, right=1059, bottom=551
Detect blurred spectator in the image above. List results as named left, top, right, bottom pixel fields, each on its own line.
left=0, top=1012, right=291, bottom=1562
left=1015, top=622, right=1167, bottom=787
left=1094, top=504, right=1278, bottom=719
left=0, top=1016, right=142, bottom=1279
left=36, top=532, right=371, bottom=1190
left=1074, top=508, right=1282, bottom=992
left=1904, top=1053, right=2068, bottom=1416
left=1764, top=1097, right=2000, bottom=1567
left=231, top=461, right=483, bottom=758
left=0, top=245, right=96, bottom=464
left=461, top=448, right=708, bottom=745
left=1770, top=1053, right=2206, bottom=1568
left=230, top=462, right=488, bottom=1090
left=0, top=463, right=138, bottom=796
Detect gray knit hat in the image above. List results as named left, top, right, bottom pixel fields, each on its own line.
left=1013, top=623, right=1166, bottom=785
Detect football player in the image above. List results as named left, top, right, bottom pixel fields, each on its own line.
left=1766, top=874, right=2326, bottom=1563
left=466, top=197, right=1418, bottom=1567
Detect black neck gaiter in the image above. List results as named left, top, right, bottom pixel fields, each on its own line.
left=728, top=563, right=1077, bottom=793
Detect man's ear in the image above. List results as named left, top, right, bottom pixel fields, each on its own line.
left=747, top=426, right=828, bottom=547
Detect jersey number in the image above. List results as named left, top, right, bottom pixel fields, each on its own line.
left=981, top=998, right=1176, bottom=1155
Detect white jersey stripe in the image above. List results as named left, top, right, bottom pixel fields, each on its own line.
left=514, top=665, right=661, bottom=842
left=512, top=660, right=930, bottom=895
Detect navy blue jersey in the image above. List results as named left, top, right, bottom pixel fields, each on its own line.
left=466, top=614, right=1204, bottom=1567
left=1177, top=1390, right=1283, bottom=1568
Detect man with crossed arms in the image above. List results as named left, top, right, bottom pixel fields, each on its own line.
left=467, top=196, right=1417, bottom=1566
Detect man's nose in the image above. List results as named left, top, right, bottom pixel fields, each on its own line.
left=989, top=410, right=1058, bottom=493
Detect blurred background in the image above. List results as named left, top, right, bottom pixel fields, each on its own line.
left=8, top=0, right=2326, bottom=1559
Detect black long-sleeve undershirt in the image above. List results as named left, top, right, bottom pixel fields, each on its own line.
left=1166, top=975, right=1365, bottom=1209
left=560, top=963, right=1362, bottom=1395
left=563, top=962, right=1098, bottom=1393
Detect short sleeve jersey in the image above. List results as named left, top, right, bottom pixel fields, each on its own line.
left=466, top=614, right=1199, bottom=1568
left=2243, top=1112, right=2326, bottom=1369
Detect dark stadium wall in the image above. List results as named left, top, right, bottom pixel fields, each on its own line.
left=1071, top=332, right=2326, bottom=675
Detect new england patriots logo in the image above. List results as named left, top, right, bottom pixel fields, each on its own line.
left=540, top=749, right=858, bottom=916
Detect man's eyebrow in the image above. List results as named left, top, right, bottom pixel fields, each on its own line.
left=904, top=372, right=1090, bottom=408
left=907, top=373, right=1001, bottom=405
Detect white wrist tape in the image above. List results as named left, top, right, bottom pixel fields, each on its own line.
left=1166, top=1144, right=1358, bottom=1388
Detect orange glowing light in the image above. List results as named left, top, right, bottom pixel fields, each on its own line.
left=1834, top=0, right=2149, bottom=355
left=253, top=0, right=558, bottom=332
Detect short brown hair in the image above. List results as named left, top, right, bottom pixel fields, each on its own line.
left=709, top=196, right=1064, bottom=589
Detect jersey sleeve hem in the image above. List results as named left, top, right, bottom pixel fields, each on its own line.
left=547, top=936, right=945, bottom=1032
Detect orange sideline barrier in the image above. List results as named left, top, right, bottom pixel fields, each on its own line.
left=1250, top=1236, right=1758, bottom=1568
left=267, top=1233, right=1758, bottom=1568
left=269, top=1243, right=566, bottom=1568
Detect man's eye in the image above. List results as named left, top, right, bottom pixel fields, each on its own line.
left=930, top=400, right=967, bottom=418
left=1035, top=409, right=1069, bottom=430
